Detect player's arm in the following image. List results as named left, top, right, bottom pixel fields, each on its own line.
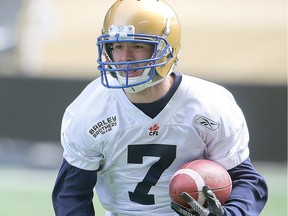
left=224, top=157, right=268, bottom=215
left=52, top=159, right=97, bottom=216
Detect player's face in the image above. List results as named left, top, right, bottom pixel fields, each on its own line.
left=112, top=42, right=154, bottom=78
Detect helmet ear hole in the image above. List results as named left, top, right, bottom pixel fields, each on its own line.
left=104, top=43, right=113, bottom=61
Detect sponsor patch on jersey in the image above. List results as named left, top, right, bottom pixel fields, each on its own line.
left=88, top=116, right=117, bottom=138
left=195, top=116, right=219, bottom=131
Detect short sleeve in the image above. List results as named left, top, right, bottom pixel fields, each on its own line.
left=204, top=89, right=250, bottom=170
left=61, top=109, right=104, bottom=171
left=206, top=122, right=250, bottom=170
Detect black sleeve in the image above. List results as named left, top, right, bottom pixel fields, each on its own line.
left=52, top=159, right=98, bottom=216
left=223, top=158, right=268, bottom=216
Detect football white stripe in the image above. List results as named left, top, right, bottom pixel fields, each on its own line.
left=172, top=168, right=206, bottom=205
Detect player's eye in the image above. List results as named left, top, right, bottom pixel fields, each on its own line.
left=133, top=44, right=144, bottom=49
left=112, top=43, right=123, bottom=50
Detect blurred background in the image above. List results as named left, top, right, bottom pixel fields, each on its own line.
left=0, top=0, right=287, bottom=215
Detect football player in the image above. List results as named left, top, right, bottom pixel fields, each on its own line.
left=52, top=0, right=268, bottom=215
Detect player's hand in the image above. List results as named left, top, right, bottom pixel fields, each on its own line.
left=171, top=186, right=225, bottom=216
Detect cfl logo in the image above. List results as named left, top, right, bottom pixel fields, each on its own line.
left=149, top=124, right=160, bottom=136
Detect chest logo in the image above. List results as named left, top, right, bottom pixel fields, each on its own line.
left=149, top=124, right=160, bottom=136
left=89, top=116, right=117, bottom=138
left=195, top=116, right=219, bottom=131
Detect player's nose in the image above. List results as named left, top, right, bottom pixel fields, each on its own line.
left=120, top=46, right=134, bottom=62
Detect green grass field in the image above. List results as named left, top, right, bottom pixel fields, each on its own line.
left=0, top=163, right=286, bottom=216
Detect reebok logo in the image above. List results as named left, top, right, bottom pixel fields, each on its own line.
left=195, top=116, right=219, bottom=131
left=89, top=116, right=117, bottom=138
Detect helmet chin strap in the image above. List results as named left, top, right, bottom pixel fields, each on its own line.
left=122, top=74, right=168, bottom=94
left=115, top=64, right=174, bottom=94
left=114, top=67, right=158, bottom=93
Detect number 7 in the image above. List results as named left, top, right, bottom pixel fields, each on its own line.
left=127, top=144, right=176, bottom=205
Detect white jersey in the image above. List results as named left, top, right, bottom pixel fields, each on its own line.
left=61, top=73, right=249, bottom=216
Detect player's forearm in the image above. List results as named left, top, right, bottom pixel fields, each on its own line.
left=52, top=159, right=97, bottom=215
left=223, top=158, right=268, bottom=216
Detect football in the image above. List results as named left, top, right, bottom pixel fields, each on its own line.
left=169, top=159, right=232, bottom=207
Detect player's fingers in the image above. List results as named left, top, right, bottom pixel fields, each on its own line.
left=203, top=186, right=217, bottom=201
left=171, top=201, right=199, bottom=216
left=181, top=192, right=194, bottom=202
left=202, top=186, right=211, bottom=195
left=181, top=192, right=209, bottom=216
left=202, top=186, right=224, bottom=215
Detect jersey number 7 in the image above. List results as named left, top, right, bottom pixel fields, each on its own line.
left=127, top=144, right=177, bottom=205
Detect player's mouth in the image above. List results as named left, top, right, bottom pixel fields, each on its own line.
left=120, top=68, right=143, bottom=78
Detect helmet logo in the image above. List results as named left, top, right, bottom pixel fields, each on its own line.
left=108, top=25, right=135, bottom=40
